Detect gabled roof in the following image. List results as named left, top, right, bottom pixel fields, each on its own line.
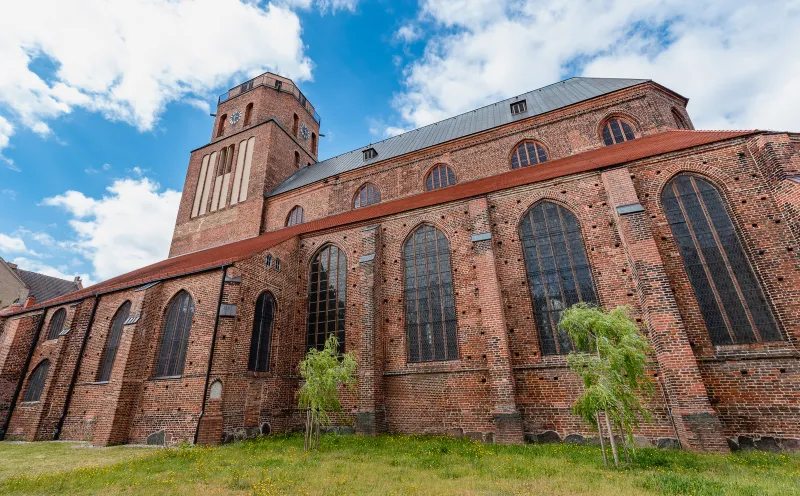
left=8, top=130, right=755, bottom=316
left=15, top=269, right=81, bottom=303
left=269, top=77, right=651, bottom=197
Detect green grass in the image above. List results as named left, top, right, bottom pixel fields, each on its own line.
left=1, top=434, right=798, bottom=495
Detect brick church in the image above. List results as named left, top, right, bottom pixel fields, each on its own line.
left=1, top=73, right=798, bottom=452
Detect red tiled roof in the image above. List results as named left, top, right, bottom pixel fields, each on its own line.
left=8, top=129, right=755, bottom=315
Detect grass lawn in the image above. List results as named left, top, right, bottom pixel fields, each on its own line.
left=1, top=434, right=798, bottom=495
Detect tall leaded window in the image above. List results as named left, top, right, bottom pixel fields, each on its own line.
left=519, top=202, right=598, bottom=355
left=511, top=141, right=548, bottom=169
left=662, top=174, right=781, bottom=345
left=425, top=164, right=456, bottom=191
left=601, top=118, right=636, bottom=146
left=46, top=308, right=67, bottom=340
left=96, top=301, right=131, bottom=382
left=286, top=205, right=305, bottom=226
left=403, top=225, right=458, bottom=362
left=248, top=292, right=276, bottom=372
left=354, top=183, right=381, bottom=209
left=307, top=244, right=346, bottom=353
left=154, top=290, right=194, bottom=377
left=23, top=360, right=50, bottom=402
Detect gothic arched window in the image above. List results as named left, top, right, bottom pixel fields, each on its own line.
left=46, top=308, right=67, bottom=340
left=519, top=202, right=598, bottom=355
left=354, top=183, right=381, bottom=209
left=23, top=360, right=50, bottom=402
left=601, top=117, right=636, bottom=146
left=425, top=164, right=456, bottom=191
left=511, top=141, right=548, bottom=169
left=662, top=174, right=781, bottom=345
left=154, top=290, right=194, bottom=377
left=286, top=205, right=305, bottom=226
left=307, top=244, right=346, bottom=353
left=96, top=301, right=131, bottom=382
left=248, top=292, right=276, bottom=372
left=672, top=108, right=690, bottom=130
left=403, top=225, right=458, bottom=362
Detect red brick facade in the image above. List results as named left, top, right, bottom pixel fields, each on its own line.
left=1, top=74, right=798, bottom=452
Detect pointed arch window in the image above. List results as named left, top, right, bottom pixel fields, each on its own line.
left=294, top=151, right=300, bottom=168
left=96, top=301, right=131, bottom=382
left=307, top=244, right=346, bottom=353
left=292, top=114, right=299, bottom=137
left=672, top=108, right=690, bottom=130
left=243, top=103, right=253, bottom=126
left=286, top=205, right=305, bottom=226
left=23, top=360, right=50, bottom=402
left=154, top=290, right=194, bottom=377
left=511, top=141, right=548, bottom=169
left=354, top=183, right=381, bottom=209
left=248, top=292, right=276, bottom=372
left=601, top=117, right=636, bottom=146
left=46, top=308, right=67, bottom=340
left=403, top=225, right=458, bottom=362
left=425, top=164, right=456, bottom=191
left=662, top=174, right=781, bottom=345
left=216, top=114, right=226, bottom=137
left=519, top=202, right=598, bottom=355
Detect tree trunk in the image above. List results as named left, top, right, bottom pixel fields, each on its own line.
left=315, top=420, right=320, bottom=449
left=304, top=409, right=309, bottom=451
left=596, top=413, right=608, bottom=468
left=603, top=412, right=620, bottom=468
left=618, top=421, right=630, bottom=466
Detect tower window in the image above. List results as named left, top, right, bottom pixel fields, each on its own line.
left=274, top=79, right=283, bottom=90
left=425, top=164, right=456, bottom=191
left=307, top=244, right=346, bottom=353
left=293, top=114, right=299, bottom=137
left=295, top=151, right=300, bottom=168
left=46, top=308, right=67, bottom=340
left=354, top=183, right=381, bottom=209
left=286, top=205, right=305, bottom=226
left=363, top=148, right=378, bottom=160
left=311, top=132, right=317, bottom=155
left=511, top=141, right=548, bottom=169
left=217, top=114, right=227, bottom=138
left=243, top=103, right=253, bottom=126
left=510, top=100, right=527, bottom=115
left=23, top=360, right=50, bottom=402
left=602, top=117, right=636, bottom=146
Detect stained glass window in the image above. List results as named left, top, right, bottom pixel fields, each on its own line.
left=46, top=308, right=67, bottom=340
left=511, top=141, right=548, bottom=169
left=154, top=290, right=194, bottom=377
left=354, top=183, right=381, bottom=209
left=23, top=360, right=50, bottom=402
left=602, top=118, right=636, bottom=146
left=96, top=301, right=131, bottom=382
left=425, top=164, right=456, bottom=191
left=307, top=245, right=346, bottom=353
left=286, top=206, right=305, bottom=226
left=248, top=292, right=276, bottom=372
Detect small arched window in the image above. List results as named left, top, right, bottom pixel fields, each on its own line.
left=217, top=114, right=227, bottom=138
left=425, top=164, right=456, bottom=191
left=46, top=308, right=67, bottom=340
left=292, top=114, right=299, bottom=137
left=311, top=132, right=317, bottom=155
left=511, top=141, right=548, bottom=169
left=307, top=244, right=346, bottom=353
left=519, top=202, right=598, bottom=355
left=154, top=290, right=194, bottom=377
left=286, top=206, right=305, bottom=227
left=243, top=103, right=253, bottom=126
left=672, top=108, right=689, bottom=130
left=294, top=151, right=300, bottom=169
left=403, top=225, right=458, bottom=362
left=96, top=301, right=131, bottom=382
left=23, top=360, right=50, bottom=402
left=354, top=183, right=381, bottom=209
left=662, top=174, right=781, bottom=345
left=601, top=117, right=636, bottom=146
left=248, top=292, right=276, bottom=372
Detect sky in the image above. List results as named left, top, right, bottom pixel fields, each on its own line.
left=0, top=0, right=798, bottom=288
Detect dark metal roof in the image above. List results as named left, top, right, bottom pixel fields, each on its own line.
left=268, top=77, right=649, bottom=196
left=15, top=269, right=81, bottom=303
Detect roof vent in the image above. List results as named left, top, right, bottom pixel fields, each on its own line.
left=510, top=100, right=527, bottom=116
left=363, top=148, right=378, bottom=160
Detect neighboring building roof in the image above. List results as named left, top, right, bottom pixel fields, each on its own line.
left=269, top=77, right=651, bottom=197
left=15, top=269, right=81, bottom=303
left=8, top=129, right=755, bottom=316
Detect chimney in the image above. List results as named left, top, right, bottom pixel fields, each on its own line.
left=24, top=296, right=35, bottom=309
left=73, top=276, right=83, bottom=289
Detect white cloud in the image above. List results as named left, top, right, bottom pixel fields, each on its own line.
left=42, top=176, right=181, bottom=281
left=392, top=0, right=800, bottom=132
left=1, top=189, right=16, bottom=200
left=278, top=0, right=359, bottom=13
left=396, top=24, right=423, bottom=44
left=10, top=257, right=91, bottom=287
left=0, top=116, right=14, bottom=167
left=0, top=234, right=27, bottom=254
left=0, top=0, right=312, bottom=152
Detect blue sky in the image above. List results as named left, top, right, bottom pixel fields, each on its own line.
left=0, top=0, right=798, bottom=288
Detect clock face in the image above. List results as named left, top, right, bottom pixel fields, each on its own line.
left=300, top=123, right=310, bottom=140
left=230, top=110, right=242, bottom=125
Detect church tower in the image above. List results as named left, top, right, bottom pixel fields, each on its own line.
left=169, top=72, right=320, bottom=257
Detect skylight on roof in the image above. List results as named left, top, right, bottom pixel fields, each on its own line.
left=510, top=100, right=527, bottom=116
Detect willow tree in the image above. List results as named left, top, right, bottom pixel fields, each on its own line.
left=559, top=304, right=653, bottom=467
left=297, top=335, right=357, bottom=451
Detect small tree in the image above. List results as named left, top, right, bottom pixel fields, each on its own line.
left=559, top=303, right=653, bottom=467
left=297, top=334, right=357, bottom=451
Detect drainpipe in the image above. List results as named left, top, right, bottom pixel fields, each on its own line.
left=194, top=265, right=229, bottom=444
left=0, top=307, right=49, bottom=440
left=53, top=295, right=101, bottom=440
